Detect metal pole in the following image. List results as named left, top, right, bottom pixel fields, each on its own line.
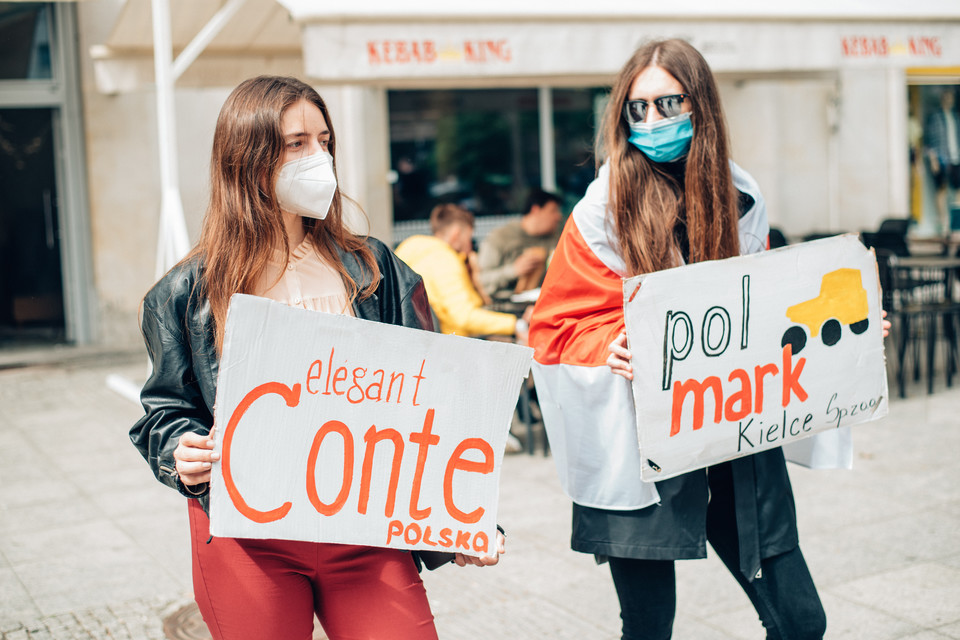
left=172, top=0, right=249, bottom=81
left=151, top=0, right=190, bottom=278
left=826, top=81, right=841, bottom=234
left=538, top=86, right=557, bottom=192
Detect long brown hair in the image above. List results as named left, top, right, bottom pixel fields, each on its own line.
left=598, top=39, right=739, bottom=275
left=191, top=75, right=379, bottom=352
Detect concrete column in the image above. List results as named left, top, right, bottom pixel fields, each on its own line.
left=886, top=67, right=910, bottom=218
left=323, top=85, right=393, bottom=244
left=837, top=67, right=893, bottom=233
left=538, top=86, right=556, bottom=192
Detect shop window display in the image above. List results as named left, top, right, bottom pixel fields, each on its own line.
left=910, top=83, right=960, bottom=235
left=387, top=87, right=606, bottom=226
left=388, top=89, right=541, bottom=222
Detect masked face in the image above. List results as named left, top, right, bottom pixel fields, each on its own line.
left=276, top=98, right=336, bottom=219
left=623, top=65, right=694, bottom=163
left=627, top=112, right=694, bottom=163
left=274, top=150, right=337, bottom=220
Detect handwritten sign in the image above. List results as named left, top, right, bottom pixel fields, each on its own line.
left=623, top=235, right=888, bottom=481
left=208, top=294, right=532, bottom=556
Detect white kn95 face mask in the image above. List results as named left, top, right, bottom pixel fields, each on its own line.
left=274, top=150, right=337, bottom=220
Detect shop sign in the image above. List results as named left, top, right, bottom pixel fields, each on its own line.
left=208, top=294, right=533, bottom=555
left=365, top=39, right=513, bottom=65
left=841, top=35, right=943, bottom=60
left=623, top=235, right=888, bottom=481
left=301, top=21, right=959, bottom=80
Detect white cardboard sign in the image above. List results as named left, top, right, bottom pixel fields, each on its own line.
left=623, top=235, right=888, bottom=481
left=208, top=294, right=532, bottom=556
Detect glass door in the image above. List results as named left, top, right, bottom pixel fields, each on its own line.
left=0, top=2, right=93, bottom=347
left=0, top=107, right=64, bottom=343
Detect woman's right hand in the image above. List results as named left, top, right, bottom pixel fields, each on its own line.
left=606, top=332, right=634, bottom=380
left=174, top=430, right=220, bottom=487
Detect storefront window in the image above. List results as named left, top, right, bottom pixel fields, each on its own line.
left=388, top=89, right=541, bottom=221
left=909, top=82, right=960, bottom=235
left=552, top=87, right=607, bottom=211
left=0, top=3, right=53, bottom=80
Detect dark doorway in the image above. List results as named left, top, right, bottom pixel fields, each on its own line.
left=0, top=108, right=65, bottom=345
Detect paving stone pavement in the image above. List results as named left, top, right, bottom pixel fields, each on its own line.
left=0, top=600, right=170, bottom=640
left=1, top=349, right=959, bottom=639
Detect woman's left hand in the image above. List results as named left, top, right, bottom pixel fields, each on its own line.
left=606, top=332, right=633, bottom=380
left=454, top=530, right=506, bottom=567
left=882, top=309, right=891, bottom=338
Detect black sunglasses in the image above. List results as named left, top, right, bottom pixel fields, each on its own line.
left=622, top=94, right=690, bottom=125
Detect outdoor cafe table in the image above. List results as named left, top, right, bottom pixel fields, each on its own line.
left=908, top=233, right=960, bottom=256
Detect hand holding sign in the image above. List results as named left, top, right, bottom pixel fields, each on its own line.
left=455, top=528, right=506, bottom=567
left=606, top=332, right=633, bottom=380
left=208, top=294, right=533, bottom=557
left=173, top=429, right=219, bottom=489
left=623, top=235, right=888, bottom=481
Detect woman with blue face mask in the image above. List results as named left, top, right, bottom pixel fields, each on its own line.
left=530, top=40, right=827, bottom=639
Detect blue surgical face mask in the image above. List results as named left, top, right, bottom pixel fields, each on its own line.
left=627, top=112, right=693, bottom=163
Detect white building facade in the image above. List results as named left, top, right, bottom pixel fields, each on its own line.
left=1, top=1, right=958, bottom=347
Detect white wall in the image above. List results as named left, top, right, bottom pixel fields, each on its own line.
left=78, top=3, right=296, bottom=345
left=722, top=70, right=903, bottom=241
left=75, top=0, right=924, bottom=345
left=78, top=0, right=151, bottom=344
left=836, top=68, right=900, bottom=233
left=723, top=75, right=835, bottom=239
left=320, top=86, right=394, bottom=243
left=79, top=83, right=226, bottom=344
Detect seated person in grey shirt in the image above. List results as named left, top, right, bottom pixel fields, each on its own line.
left=477, top=188, right=563, bottom=299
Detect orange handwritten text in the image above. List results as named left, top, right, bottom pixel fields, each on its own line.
left=222, top=381, right=301, bottom=523
left=670, top=345, right=807, bottom=436
left=223, top=397, right=495, bottom=527
left=385, top=520, right=489, bottom=554
left=305, top=348, right=426, bottom=406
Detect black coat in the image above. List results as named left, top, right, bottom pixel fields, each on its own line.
left=129, top=238, right=434, bottom=513
left=571, top=449, right=800, bottom=581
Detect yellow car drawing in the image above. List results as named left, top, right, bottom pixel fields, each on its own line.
left=781, top=268, right=870, bottom=354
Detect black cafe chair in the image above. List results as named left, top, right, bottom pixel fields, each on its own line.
left=768, top=227, right=788, bottom=249
left=877, top=217, right=911, bottom=237
left=876, top=249, right=960, bottom=397
left=861, top=230, right=910, bottom=257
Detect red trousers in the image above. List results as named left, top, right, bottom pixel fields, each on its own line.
left=188, top=500, right=438, bottom=640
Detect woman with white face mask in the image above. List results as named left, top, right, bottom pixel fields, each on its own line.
left=529, top=41, right=828, bottom=639
left=130, top=76, right=503, bottom=640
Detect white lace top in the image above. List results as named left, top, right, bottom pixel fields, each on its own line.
left=254, top=238, right=354, bottom=317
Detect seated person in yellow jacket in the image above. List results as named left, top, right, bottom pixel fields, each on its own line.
left=396, top=203, right=529, bottom=343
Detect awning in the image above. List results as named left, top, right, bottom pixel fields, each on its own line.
left=276, top=0, right=960, bottom=22
left=91, top=0, right=960, bottom=93
left=294, top=21, right=960, bottom=85
left=90, top=0, right=301, bottom=94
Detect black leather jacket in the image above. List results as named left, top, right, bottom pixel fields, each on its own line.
left=129, top=238, right=434, bottom=512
